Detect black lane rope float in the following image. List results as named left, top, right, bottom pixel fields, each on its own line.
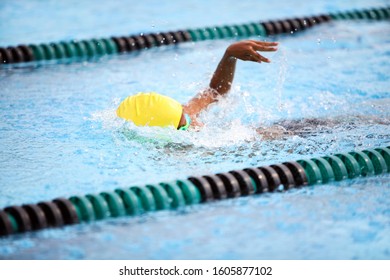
left=1, top=146, right=389, bottom=237
left=1, top=6, right=389, bottom=66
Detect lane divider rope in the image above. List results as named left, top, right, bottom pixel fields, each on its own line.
left=0, top=6, right=389, bottom=66
left=1, top=146, right=389, bottom=237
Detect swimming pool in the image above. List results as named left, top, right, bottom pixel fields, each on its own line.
left=0, top=0, right=389, bottom=259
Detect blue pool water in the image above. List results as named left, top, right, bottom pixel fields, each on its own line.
left=0, top=0, right=389, bottom=259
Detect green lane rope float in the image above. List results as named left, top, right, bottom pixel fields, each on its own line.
left=0, top=6, right=389, bottom=66
left=1, top=146, right=389, bottom=237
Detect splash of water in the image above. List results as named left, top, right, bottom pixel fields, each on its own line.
left=274, top=47, right=288, bottom=113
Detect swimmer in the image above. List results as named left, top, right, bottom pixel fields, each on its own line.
left=116, top=40, right=279, bottom=130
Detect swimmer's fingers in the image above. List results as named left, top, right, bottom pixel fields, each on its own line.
left=247, top=48, right=271, bottom=63
left=243, top=53, right=269, bottom=63
left=258, top=54, right=271, bottom=63
left=250, top=41, right=278, bottom=62
left=249, top=40, right=279, bottom=48
left=226, top=40, right=276, bottom=62
left=252, top=41, right=278, bottom=52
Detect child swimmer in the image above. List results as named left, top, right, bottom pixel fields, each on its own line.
left=116, top=40, right=278, bottom=130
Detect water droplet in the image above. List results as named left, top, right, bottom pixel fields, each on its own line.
left=317, top=38, right=321, bottom=44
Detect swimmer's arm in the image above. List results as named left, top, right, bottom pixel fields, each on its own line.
left=210, top=40, right=278, bottom=94
left=211, top=40, right=278, bottom=93
left=184, top=40, right=278, bottom=117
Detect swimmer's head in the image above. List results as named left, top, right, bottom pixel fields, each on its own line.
left=116, top=92, right=190, bottom=130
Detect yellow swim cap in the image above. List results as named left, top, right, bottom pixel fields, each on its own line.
left=116, top=92, right=183, bottom=128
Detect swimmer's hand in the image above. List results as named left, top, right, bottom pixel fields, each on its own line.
left=226, top=40, right=278, bottom=63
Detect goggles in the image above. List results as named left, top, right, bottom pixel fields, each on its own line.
left=178, top=114, right=191, bottom=131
